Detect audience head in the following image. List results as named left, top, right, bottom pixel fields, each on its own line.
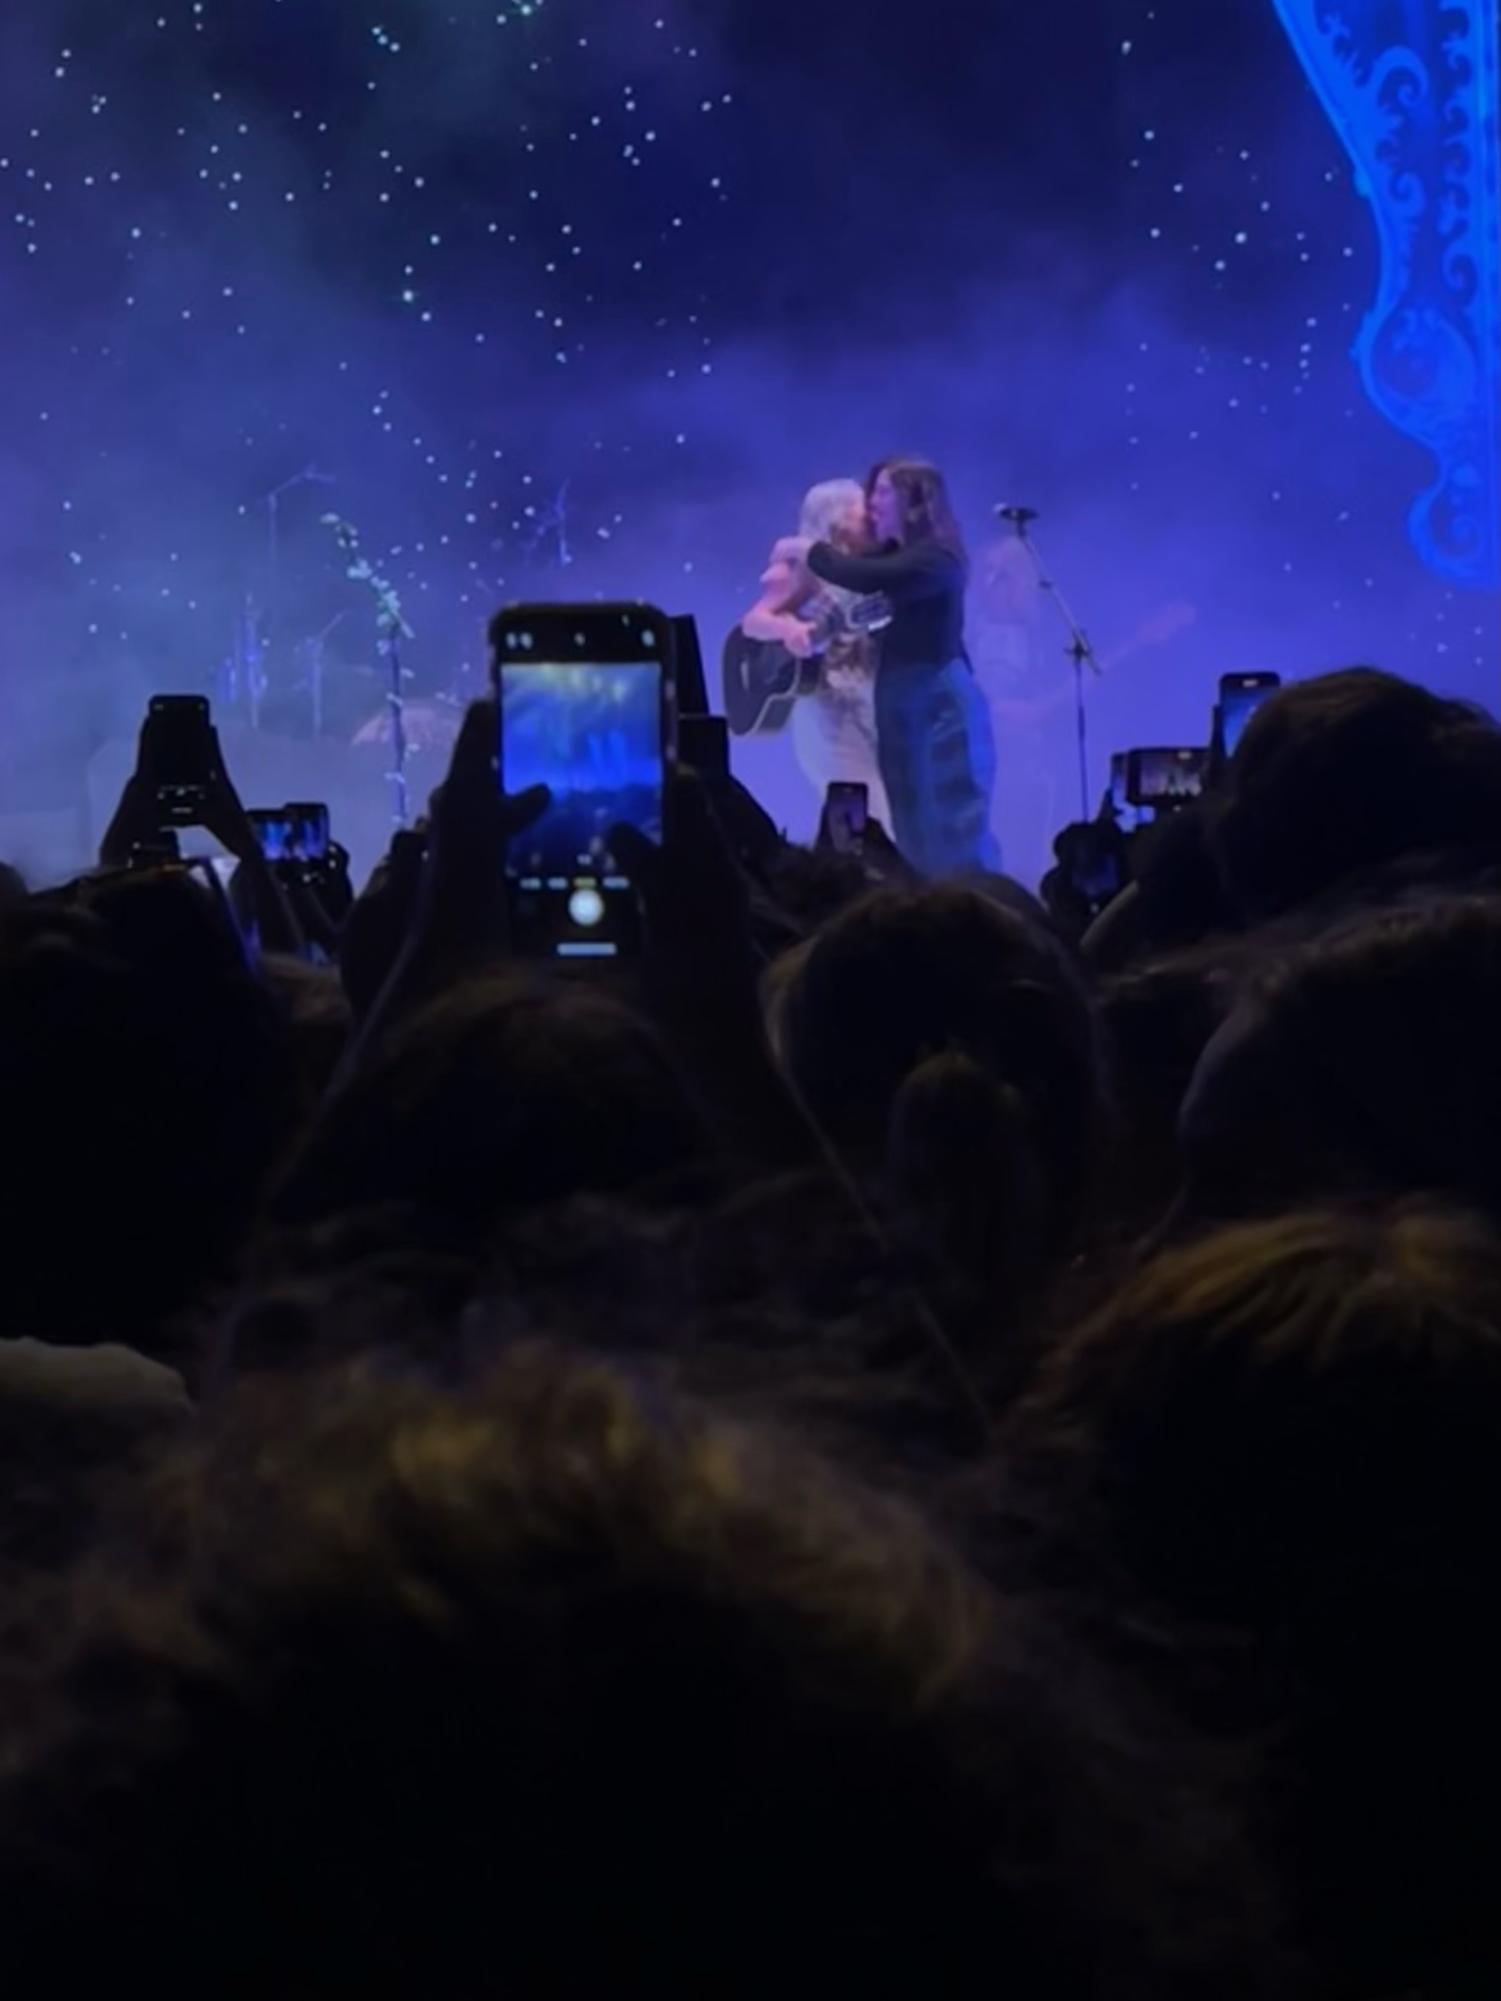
left=0, top=1348, right=1274, bottom=1998
left=761, top=841, right=871, bottom=938
left=271, top=970, right=708, bottom=1248
left=0, top=867, right=293, bottom=1353
left=1127, top=804, right=1240, bottom=955
left=1013, top=1203, right=1501, bottom=1988
left=1097, top=946, right=1231, bottom=1238
left=260, top=956, right=352, bottom=1107
left=1214, top=666, right=1501, bottom=921
left=1181, top=893, right=1501, bottom=1226
left=778, top=884, right=1104, bottom=1316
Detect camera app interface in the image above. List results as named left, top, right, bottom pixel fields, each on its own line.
left=501, top=661, right=663, bottom=883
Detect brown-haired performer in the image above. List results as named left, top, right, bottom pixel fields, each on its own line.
left=791, top=457, right=998, bottom=877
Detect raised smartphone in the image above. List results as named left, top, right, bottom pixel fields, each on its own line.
left=144, top=694, right=215, bottom=827
left=824, top=780, right=869, bottom=855
left=490, top=602, right=676, bottom=959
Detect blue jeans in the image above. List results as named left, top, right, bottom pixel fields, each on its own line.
left=876, top=659, right=1000, bottom=878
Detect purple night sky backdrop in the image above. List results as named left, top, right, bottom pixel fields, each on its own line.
left=2, top=0, right=1496, bottom=885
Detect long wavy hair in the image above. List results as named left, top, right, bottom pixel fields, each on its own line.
left=866, top=457, right=967, bottom=569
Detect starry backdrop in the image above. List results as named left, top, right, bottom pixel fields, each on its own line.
left=1, top=0, right=1496, bottom=882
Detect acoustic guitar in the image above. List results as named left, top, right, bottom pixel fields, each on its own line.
left=721, top=593, right=891, bottom=738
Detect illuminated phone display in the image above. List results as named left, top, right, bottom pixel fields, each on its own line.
left=492, top=604, right=674, bottom=959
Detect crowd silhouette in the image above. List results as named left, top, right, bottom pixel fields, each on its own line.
left=2, top=660, right=1501, bottom=1998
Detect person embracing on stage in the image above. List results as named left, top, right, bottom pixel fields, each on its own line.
left=792, top=458, right=998, bottom=878
left=738, top=479, right=891, bottom=829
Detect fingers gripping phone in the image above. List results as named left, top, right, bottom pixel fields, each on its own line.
left=490, top=602, right=676, bottom=959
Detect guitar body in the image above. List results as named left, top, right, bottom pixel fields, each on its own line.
left=721, top=627, right=822, bottom=737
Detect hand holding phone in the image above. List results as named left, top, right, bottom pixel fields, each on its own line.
left=423, top=697, right=550, bottom=954
left=341, top=699, right=548, bottom=1046
left=103, top=695, right=237, bottom=867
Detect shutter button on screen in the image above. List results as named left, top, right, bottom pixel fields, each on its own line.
left=568, top=886, right=605, bottom=929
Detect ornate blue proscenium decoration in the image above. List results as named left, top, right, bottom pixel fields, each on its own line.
left=1269, top=0, right=1500, bottom=587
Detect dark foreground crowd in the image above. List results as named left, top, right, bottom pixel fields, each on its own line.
left=2, top=663, right=1501, bottom=1999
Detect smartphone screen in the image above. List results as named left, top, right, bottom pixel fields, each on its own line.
left=248, top=809, right=295, bottom=863
left=1218, top=672, right=1281, bottom=758
left=284, top=802, right=331, bottom=862
left=824, top=781, right=869, bottom=855
left=1109, top=752, right=1153, bottom=832
left=493, top=603, right=674, bottom=958
left=1126, top=746, right=1207, bottom=808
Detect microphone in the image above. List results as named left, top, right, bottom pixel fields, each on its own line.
left=994, top=504, right=1039, bottom=528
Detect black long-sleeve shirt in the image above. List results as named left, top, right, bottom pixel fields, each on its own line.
left=806, top=538, right=966, bottom=675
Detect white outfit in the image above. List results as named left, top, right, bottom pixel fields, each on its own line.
left=790, top=649, right=890, bottom=828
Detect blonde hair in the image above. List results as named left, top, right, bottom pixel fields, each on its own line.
left=798, top=479, right=864, bottom=543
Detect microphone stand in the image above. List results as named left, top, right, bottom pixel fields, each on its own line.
left=997, top=507, right=1102, bottom=823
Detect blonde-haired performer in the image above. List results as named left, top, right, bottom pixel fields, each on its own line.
left=739, top=479, right=890, bottom=828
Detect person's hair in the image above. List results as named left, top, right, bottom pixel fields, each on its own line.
left=1129, top=804, right=1241, bottom=955
left=777, top=885, right=1103, bottom=1337
left=798, top=476, right=864, bottom=543
left=1010, top=1203, right=1501, bottom=1991
left=761, top=842, right=871, bottom=938
left=866, top=456, right=967, bottom=566
left=1095, top=946, right=1235, bottom=1241
left=260, top=956, right=352, bottom=1108
left=0, top=1348, right=1277, bottom=1999
left=1214, top=666, right=1501, bottom=921
left=1179, top=892, right=1501, bottom=1227
left=269, top=970, right=709, bottom=1250
left=0, top=870, right=295, bottom=1357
